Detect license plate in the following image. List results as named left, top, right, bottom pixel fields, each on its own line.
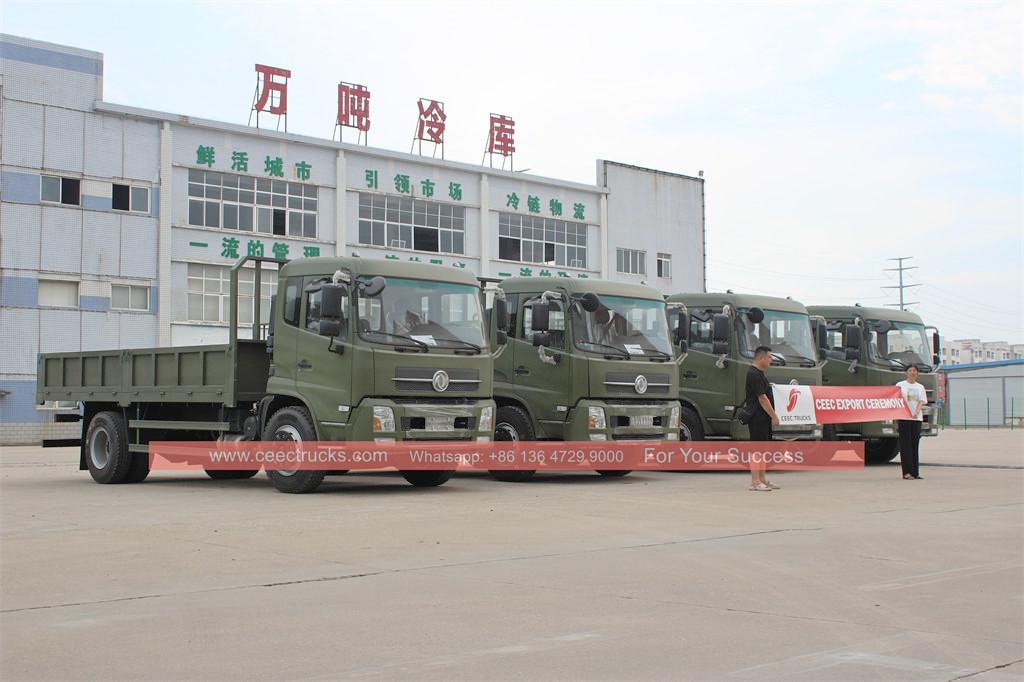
left=631, top=415, right=655, bottom=427
left=425, top=416, right=455, bottom=431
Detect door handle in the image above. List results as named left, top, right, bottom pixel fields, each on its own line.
left=297, top=359, right=313, bottom=370
left=682, top=370, right=698, bottom=379
left=515, top=365, right=530, bottom=376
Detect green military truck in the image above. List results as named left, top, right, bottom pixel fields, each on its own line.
left=36, top=256, right=497, bottom=493
left=666, top=292, right=824, bottom=441
left=489, top=277, right=682, bottom=482
left=807, top=305, right=940, bottom=463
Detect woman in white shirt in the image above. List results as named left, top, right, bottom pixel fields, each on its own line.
left=896, top=366, right=928, bottom=480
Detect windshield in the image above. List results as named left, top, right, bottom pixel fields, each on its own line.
left=357, top=277, right=486, bottom=349
left=867, top=320, right=930, bottom=368
left=572, top=295, right=673, bottom=357
left=739, top=309, right=817, bottom=364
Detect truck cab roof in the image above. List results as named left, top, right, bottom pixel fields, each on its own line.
left=807, top=305, right=925, bottom=325
left=667, top=292, right=809, bottom=314
left=498, top=277, right=665, bottom=301
left=280, top=256, right=480, bottom=287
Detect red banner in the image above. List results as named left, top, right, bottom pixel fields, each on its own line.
left=148, top=441, right=864, bottom=472
left=773, top=385, right=911, bottom=426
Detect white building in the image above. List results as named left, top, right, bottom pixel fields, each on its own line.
left=0, top=35, right=706, bottom=444
left=941, top=339, right=1024, bottom=366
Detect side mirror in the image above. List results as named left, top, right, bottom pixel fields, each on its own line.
left=712, top=313, right=730, bottom=343
left=843, top=324, right=862, bottom=349
left=496, top=330, right=508, bottom=346
left=873, top=319, right=893, bottom=334
left=318, top=284, right=347, bottom=339
left=266, top=294, right=276, bottom=353
left=531, top=301, right=550, bottom=332
left=674, top=311, right=689, bottom=345
left=532, top=331, right=551, bottom=347
left=933, top=354, right=940, bottom=366
left=494, top=298, right=509, bottom=332
left=360, top=276, right=386, bottom=298
left=580, top=292, right=601, bottom=313
left=932, top=332, right=941, bottom=355
left=845, top=348, right=861, bottom=362
left=815, top=323, right=827, bottom=353
left=677, top=339, right=688, bottom=354
left=747, top=307, right=765, bottom=324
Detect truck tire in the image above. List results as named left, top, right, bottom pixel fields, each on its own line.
left=262, top=406, right=326, bottom=494
left=679, top=406, right=704, bottom=441
left=865, top=438, right=900, bottom=464
left=401, top=470, right=454, bottom=487
left=205, top=469, right=259, bottom=480
left=124, top=452, right=151, bottom=483
left=597, top=470, right=631, bottom=477
left=822, top=424, right=838, bottom=441
left=85, top=411, right=135, bottom=484
left=490, top=405, right=536, bottom=482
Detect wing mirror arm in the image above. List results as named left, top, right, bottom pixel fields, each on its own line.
left=848, top=359, right=859, bottom=374
left=715, top=354, right=728, bottom=369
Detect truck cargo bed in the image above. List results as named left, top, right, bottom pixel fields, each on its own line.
left=36, top=340, right=269, bottom=407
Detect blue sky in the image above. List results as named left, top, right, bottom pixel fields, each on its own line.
left=5, top=0, right=1021, bottom=342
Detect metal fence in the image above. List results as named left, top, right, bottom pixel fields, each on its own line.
left=940, top=397, right=1023, bottom=429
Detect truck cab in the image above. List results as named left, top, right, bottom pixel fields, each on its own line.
left=666, top=292, right=823, bottom=441
left=807, top=305, right=939, bottom=463
left=491, top=277, right=682, bottom=481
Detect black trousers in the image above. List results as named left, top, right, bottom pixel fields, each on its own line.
left=898, top=420, right=922, bottom=477
left=748, top=414, right=773, bottom=441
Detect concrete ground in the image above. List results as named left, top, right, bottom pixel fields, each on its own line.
left=1, top=429, right=1022, bottom=681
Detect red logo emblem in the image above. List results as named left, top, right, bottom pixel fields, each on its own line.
left=787, top=388, right=801, bottom=412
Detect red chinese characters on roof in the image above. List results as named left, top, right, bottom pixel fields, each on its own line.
left=487, top=114, right=515, bottom=157
left=416, top=99, right=446, bottom=144
left=338, top=82, right=371, bottom=132
left=253, top=64, right=291, bottom=116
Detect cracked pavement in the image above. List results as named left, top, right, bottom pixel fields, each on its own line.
left=1, top=429, right=1022, bottom=680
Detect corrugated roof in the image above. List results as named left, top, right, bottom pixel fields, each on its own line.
left=940, top=359, right=1024, bottom=372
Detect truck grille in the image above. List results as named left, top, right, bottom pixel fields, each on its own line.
left=612, top=415, right=663, bottom=428
left=604, top=372, right=671, bottom=395
left=393, top=367, right=480, bottom=392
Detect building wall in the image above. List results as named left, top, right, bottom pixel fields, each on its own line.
left=1, top=34, right=705, bottom=444
left=941, top=338, right=1024, bottom=366
left=945, top=362, right=1024, bottom=427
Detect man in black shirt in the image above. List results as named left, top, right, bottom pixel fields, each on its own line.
left=745, top=346, right=780, bottom=491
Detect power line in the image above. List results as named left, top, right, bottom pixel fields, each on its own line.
left=711, top=260, right=890, bottom=282
left=882, top=256, right=921, bottom=310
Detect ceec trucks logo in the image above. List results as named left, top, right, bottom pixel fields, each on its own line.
left=773, top=385, right=816, bottom=425
left=787, top=388, right=801, bottom=413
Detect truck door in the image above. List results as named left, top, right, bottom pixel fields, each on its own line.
left=267, top=275, right=302, bottom=394
left=680, top=310, right=735, bottom=432
left=295, top=276, right=353, bottom=430
left=512, top=294, right=570, bottom=430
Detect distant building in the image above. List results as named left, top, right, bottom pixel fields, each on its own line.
left=942, top=360, right=1024, bottom=427
left=941, top=339, right=1024, bottom=366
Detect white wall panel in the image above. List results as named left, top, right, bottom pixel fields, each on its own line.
left=0, top=308, right=39, bottom=373
left=123, top=119, right=160, bottom=182
left=1, top=203, right=42, bottom=270
left=119, top=313, right=156, bottom=349
left=1, top=100, right=44, bottom=168
left=83, top=114, right=124, bottom=179
left=39, top=206, right=82, bottom=273
left=120, top=215, right=157, bottom=278
left=39, top=309, right=81, bottom=353
left=81, top=211, right=121, bottom=276
left=43, top=107, right=85, bottom=173
left=82, top=311, right=119, bottom=351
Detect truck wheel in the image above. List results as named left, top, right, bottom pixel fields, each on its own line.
left=865, top=438, right=900, bottom=464
left=205, top=469, right=259, bottom=480
left=490, top=405, right=536, bottom=482
left=401, top=470, right=454, bottom=487
left=822, top=425, right=837, bottom=441
left=85, top=411, right=135, bottom=484
left=124, top=453, right=151, bottom=483
left=597, top=470, right=632, bottom=477
left=262, top=406, right=326, bottom=494
left=680, top=406, right=704, bottom=441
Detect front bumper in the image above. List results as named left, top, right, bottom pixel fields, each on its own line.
left=316, top=397, right=496, bottom=442
left=563, top=399, right=680, bottom=442
left=728, top=420, right=823, bottom=441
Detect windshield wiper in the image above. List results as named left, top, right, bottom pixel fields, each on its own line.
left=784, top=354, right=817, bottom=367
left=638, top=346, right=672, bottom=360
left=577, top=341, right=631, bottom=359
left=432, top=338, right=483, bottom=354
left=361, top=330, right=429, bottom=352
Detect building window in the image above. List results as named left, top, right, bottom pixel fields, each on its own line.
left=357, top=193, right=465, bottom=254
left=38, top=280, right=79, bottom=307
left=111, top=284, right=150, bottom=311
left=657, top=253, right=671, bottom=278
left=41, top=176, right=80, bottom=206
left=616, top=248, right=646, bottom=275
left=187, top=169, right=316, bottom=238
left=498, top=213, right=587, bottom=268
left=112, top=184, right=150, bottom=213
left=186, top=263, right=276, bottom=325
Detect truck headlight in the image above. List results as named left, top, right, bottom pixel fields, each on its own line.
left=669, top=404, right=681, bottom=430
left=588, top=406, right=607, bottom=430
left=372, top=406, right=395, bottom=433
left=479, top=406, right=494, bottom=432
